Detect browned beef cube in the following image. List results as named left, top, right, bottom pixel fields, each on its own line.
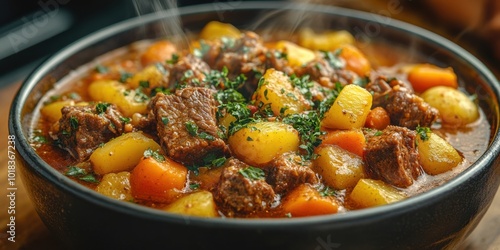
left=55, top=103, right=124, bottom=161
left=150, top=88, right=227, bottom=166
left=296, top=53, right=357, bottom=88
left=364, top=125, right=422, bottom=188
left=168, top=54, right=211, bottom=88
left=366, top=76, right=439, bottom=129
left=266, top=152, right=319, bottom=194
left=214, top=158, right=276, bottom=217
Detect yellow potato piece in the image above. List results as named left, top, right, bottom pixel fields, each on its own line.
left=298, top=28, right=355, bottom=51
left=274, top=40, right=315, bottom=67
left=253, top=68, right=309, bottom=116
left=199, top=21, right=241, bottom=41
left=350, top=179, right=406, bottom=208
left=41, top=100, right=75, bottom=122
left=313, top=145, right=365, bottom=190
left=96, top=172, right=133, bottom=201
left=322, top=84, right=372, bottom=129
left=88, top=80, right=148, bottom=116
left=417, top=132, right=462, bottom=175
left=127, top=64, right=165, bottom=89
left=164, top=191, right=218, bottom=218
left=90, top=132, right=161, bottom=175
left=421, top=86, right=479, bottom=126
left=228, top=121, right=300, bottom=166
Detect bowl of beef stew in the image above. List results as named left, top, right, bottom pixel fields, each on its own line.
left=9, top=2, right=500, bottom=249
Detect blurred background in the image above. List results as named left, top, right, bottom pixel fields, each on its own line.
left=0, top=0, right=498, bottom=88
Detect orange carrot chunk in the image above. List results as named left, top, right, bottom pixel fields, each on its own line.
left=130, top=156, right=188, bottom=203
left=339, top=44, right=371, bottom=76
left=407, top=64, right=458, bottom=93
left=365, top=107, right=391, bottom=130
left=141, top=40, right=177, bottom=66
left=282, top=184, right=339, bottom=217
left=321, top=129, right=366, bottom=157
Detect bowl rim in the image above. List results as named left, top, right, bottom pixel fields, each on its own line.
left=9, top=1, right=500, bottom=228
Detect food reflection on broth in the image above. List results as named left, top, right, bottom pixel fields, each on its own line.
left=30, top=21, right=489, bottom=218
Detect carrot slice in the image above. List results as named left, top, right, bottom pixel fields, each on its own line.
left=130, top=156, right=188, bottom=203
left=321, top=129, right=366, bottom=157
left=282, top=184, right=339, bottom=217
left=407, top=64, right=458, bottom=93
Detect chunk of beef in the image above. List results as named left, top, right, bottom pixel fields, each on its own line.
left=266, top=152, right=319, bottom=194
left=150, top=88, right=227, bottom=166
left=54, top=103, right=124, bottom=161
left=168, top=54, right=211, bottom=88
left=364, top=125, right=422, bottom=188
left=214, top=158, right=276, bottom=217
left=202, top=31, right=268, bottom=95
left=296, top=52, right=357, bottom=88
left=366, top=76, right=439, bottom=129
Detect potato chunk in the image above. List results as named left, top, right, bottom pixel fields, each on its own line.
left=313, top=145, right=365, bottom=190
left=322, top=84, right=372, bottom=129
left=350, top=179, right=406, bottom=208
left=164, top=191, right=218, bottom=218
left=96, top=172, right=133, bottom=201
left=90, top=132, right=161, bottom=175
left=88, top=80, right=148, bottom=116
left=417, top=132, right=462, bottom=175
left=127, top=64, right=166, bottom=89
left=199, top=21, right=241, bottom=41
left=298, top=28, right=354, bottom=51
left=228, top=121, right=300, bottom=166
left=274, top=41, right=315, bottom=67
left=41, top=100, right=75, bottom=122
left=421, top=86, right=479, bottom=126
left=253, top=68, right=309, bottom=116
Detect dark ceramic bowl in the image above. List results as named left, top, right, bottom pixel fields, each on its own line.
left=9, top=2, right=500, bottom=249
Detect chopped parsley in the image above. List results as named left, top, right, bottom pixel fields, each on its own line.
left=139, top=80, right=150, bottom=88
left=322, top=49, right=345, bottom=69
left=239, top=166, right=265, bottom=180
left=193, top=41, right=210, bottom=58
left=416, top=125, right=431, bottom=141
left=319, top=186, right=336, bottom=197
left=189, top=183, right=200, bottom=190
left=95, top=64, right=109, bottom=74
left=161, top=116, right=169, bottom=125
left=119, top=72, right=133, bottom=83
left=69, top=116, right=79, bottom=129
left=290, top=74, right=314, bottom=103
left=185, top=121, right=199, bottom=136
left=120, top=117, right=131, bottom=124
left=282, top=112, right=324, bottom=160
left=65, top=166, right=99, bottom=184
left=166, top=53, right=179, bottom=64
left=143, top=148, right=165, bottom=162
left=95, top=103, right=110, bottom=114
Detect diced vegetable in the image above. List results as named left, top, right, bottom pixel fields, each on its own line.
left=88, top=80, right=148, bottom=116
left=130, top=156, right=188, bottom=203
left=407, top=64, right=458, bottom=93
left=282, top=184, right=339, bottom=217
left=322, top=84, right=372, bottom=129
left=140, top=40, right=177, bottom=66
left=313, top=145, right=365, bottom=190
left=190, top=167, right=225, bottom=191
left=199, top=21, right=241, bottom=41
left=41, top=100, right=75, bottom=122
left=364, top=107, right=391, bottom=130
left=96, top=172, right=133, bottom=201
left=228, top=121, right=300, bottom=166
left=350, top=179, right=406, bottom=208
left=298, top=28, right=355, bottom=51
left=338, top=44, right=371, bottom=76
left=253, top=68, right=310, bottom=116
left=320, top=129, right=366, bottom=157
left=421, top=86, right=479, bottom=126
left=274, top=40, right=315, bottom=67
left=417, top=131, right=462, bottom=175
left=127, top=64, right=166, bottom=89
left=90, top=132, right=161, bottom=175
left=164, top=191, right=218, bottom=217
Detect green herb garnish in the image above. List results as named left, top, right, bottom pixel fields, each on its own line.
left=239, top=166, right=265, bottom=180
